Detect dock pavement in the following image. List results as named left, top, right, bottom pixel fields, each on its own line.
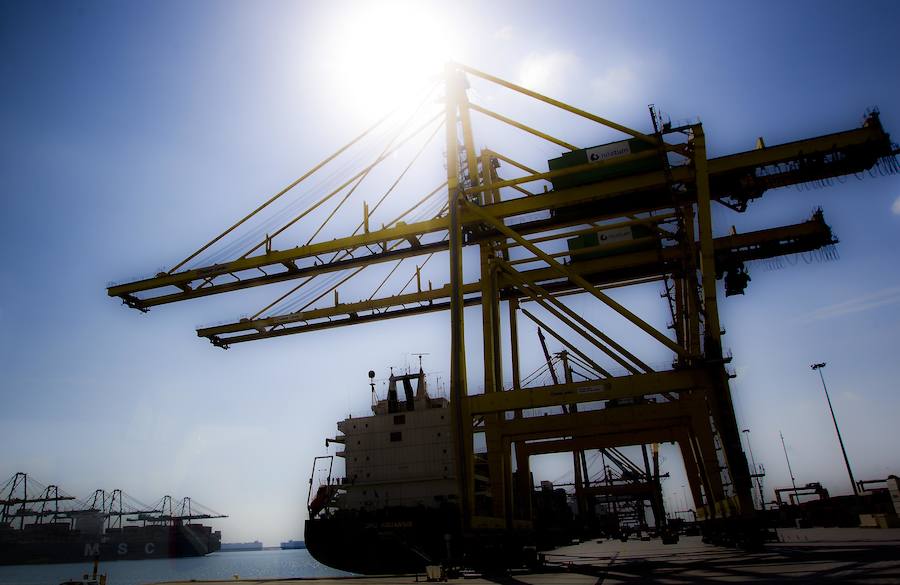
left=155, top=527, right=900, bottom=584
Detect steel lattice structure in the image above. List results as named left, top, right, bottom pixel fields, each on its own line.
left=108, top=64, right=898, bottom=547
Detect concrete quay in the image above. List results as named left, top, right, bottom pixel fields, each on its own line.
left=155, top=528, right=900, bottom=585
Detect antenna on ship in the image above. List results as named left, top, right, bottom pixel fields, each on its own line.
left=411, top=353, right=429, bottom=372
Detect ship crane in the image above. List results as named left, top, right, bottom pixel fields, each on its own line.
left=1, top=473, right=77, bottom=529
left=132, top=495, right=227, bottom=524
left=102, top=489, right=164, bottom=530
left=106, top=63, right=899, bottom=557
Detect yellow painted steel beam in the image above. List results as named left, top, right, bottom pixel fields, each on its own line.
left=198, top=216, right=834, bottom=342
left=694, top=124, right=758, bottom=518
left=504, top=264, right=649, bottom=373
left=109, top=119, right=880, bottom=306
left=495, top=397, right=702, bottom=440
left=707, top=122, right=889, bottom=175
left=446, top=64, right=474, bottom=527
left=111, top=164, right=674, bottom=303
left=463, top=199, right=688, bottom=357
left=198, top=280, right=480, bottom=338
left=468, top=368, right=708, bottom=415
left=486, top=150, right=540, bottom=175
left=580, top=483, right=658, bottom=497
left=519, top=429, right=682, bottom=457
left=518, top=307, right=611, bottom=377
left=693, top=126, right=721, bottom=351
left=454, top=63, right=661, bottom=147
left=469, top=103, right=578, bottom=151
left=205, top=296, right=485, bottom=347
left=136, top=241, right=450, bottom=309
left=107, top=216, right=448, bottom=297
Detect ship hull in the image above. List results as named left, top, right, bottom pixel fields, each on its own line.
left=0, top=523, right=220, bottom=566
left=305, top=506, right=540, bottom=574
left=305, top=506, right=460, bottom=574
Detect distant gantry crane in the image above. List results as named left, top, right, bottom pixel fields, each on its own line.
left=108, top=63, right=898, bottom=549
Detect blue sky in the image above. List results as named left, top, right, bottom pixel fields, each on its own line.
left=2, top=0, right=900, bottom=544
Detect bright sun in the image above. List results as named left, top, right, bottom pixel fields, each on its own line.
left=322, top=1, right=456, bottom=122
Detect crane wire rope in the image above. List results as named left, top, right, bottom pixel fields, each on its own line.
left=252, top=175, right=447, bottom=318
left=262, top=189, right=450, bottom=318
left=184, top=82, right=441, bottom=271
left=302, top=85, right=442, bottom=248
left=190, top=112, right=443, bottom=292
left=168, top=107, right=402, bottom=274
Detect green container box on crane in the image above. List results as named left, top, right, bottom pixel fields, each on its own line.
left=567, top=224, right=657, bottom=263
left=547, top=138, right=662, bottom=191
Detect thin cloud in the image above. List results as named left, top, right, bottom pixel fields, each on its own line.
left=591, top=65, right=639, bottom=105
left=892, top=195, right=900, bottom=215
left=805, top=285, right=900, bottom=322
left=841, top=390, right=861, bottom=402
left=589, top=53, right=665, bottom=107
left=517, top=50, right=578, bottom=93
left=493, top=24, right=514, bottom=41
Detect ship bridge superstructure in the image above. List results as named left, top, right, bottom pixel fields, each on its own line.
left=323, top=369, right=456, bottom=513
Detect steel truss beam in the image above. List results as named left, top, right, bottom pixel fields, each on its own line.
left=107, top=117, right=890, bottom=309
left=199, top=214, right=833, bottom=345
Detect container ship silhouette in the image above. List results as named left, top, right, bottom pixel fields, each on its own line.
left=0, top=473, right=224, bottom=565
left=304, top=367, right=459, bottom=574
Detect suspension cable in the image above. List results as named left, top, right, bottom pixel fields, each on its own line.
left=168, top=108, right=400, bottom=274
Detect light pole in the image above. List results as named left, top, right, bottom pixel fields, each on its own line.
left=742, top=428, right=766, bottom=510
left=780, top=431, right=799, bottom=504
left=810, top=362, right=858, bottom=496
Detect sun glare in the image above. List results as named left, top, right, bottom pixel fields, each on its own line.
left=322, top=2, right=456, bottom=122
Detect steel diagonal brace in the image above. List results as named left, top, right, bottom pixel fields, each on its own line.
left=468, top=104, right=579, bottom=151
left=498, top=260, right=648, bottom=375
left=453, top=62, right=691, bottom=157
left=518, top=308, right=611, bottom=377
left=462, top=199, right=687, bottom=358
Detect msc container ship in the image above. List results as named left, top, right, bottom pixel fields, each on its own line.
left=0, top=474, right=224, bottom=565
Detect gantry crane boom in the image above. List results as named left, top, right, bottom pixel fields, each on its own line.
left=107, top=118, right=891, bottom=311
left=196, top=212, right=835, bottom=346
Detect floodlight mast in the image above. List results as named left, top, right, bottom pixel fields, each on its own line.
left=810, top=362, right=858, bottom=496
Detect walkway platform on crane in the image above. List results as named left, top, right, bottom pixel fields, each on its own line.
left=155, top=528, right=900, bottom=584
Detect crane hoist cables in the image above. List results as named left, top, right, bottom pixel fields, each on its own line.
left=186, top=117, right=410, bottom=270
left=259, top=194, right=450, bottom=319
left=303, top=86, right=443, bottom=248
left=394, top=230, right=449, bottom=297
left=248, top=183, right=448, bottom=320
left=179, top=81, right=443, bottom=272
left=170, top=109, right=398, bottom=274
left=238, top=111, right=444, bottom=260
left=188, top=112, right=444, bottom=294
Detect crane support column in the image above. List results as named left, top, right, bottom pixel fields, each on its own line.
left=446, top=64, right=473, bottom=530
left=693, top=125, right=756, bottom=522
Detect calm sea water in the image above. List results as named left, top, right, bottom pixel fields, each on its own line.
left=0, top=549, right=353, bottom=585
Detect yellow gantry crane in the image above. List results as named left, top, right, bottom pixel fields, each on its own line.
left=108, top=63, right=897, bottom=549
